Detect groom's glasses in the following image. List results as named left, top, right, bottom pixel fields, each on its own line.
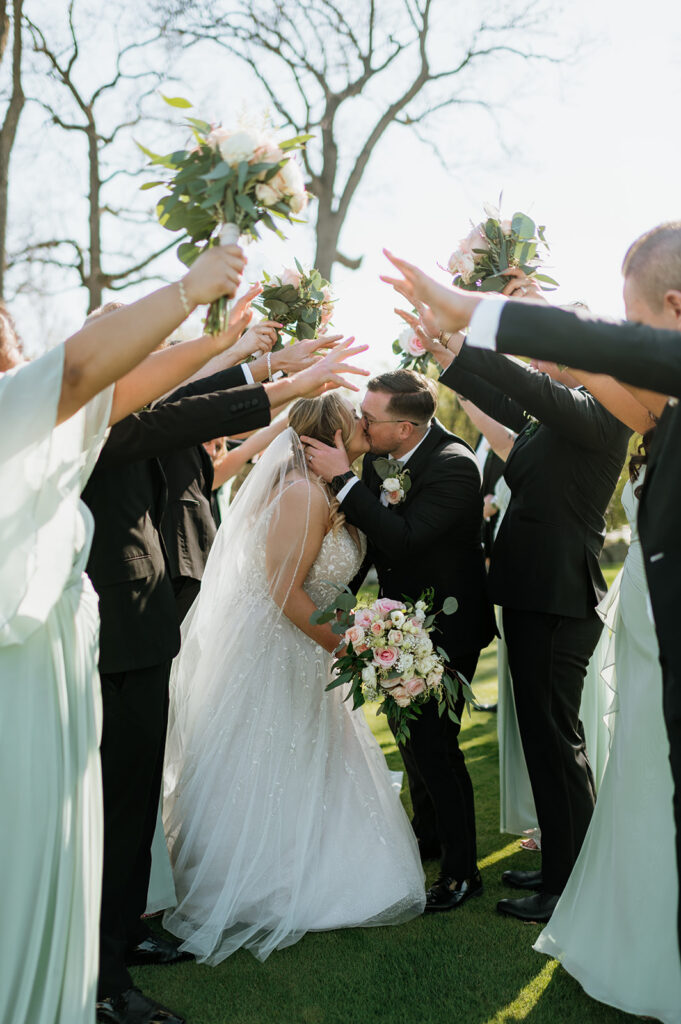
left=361, top=413, right=422, bottom=427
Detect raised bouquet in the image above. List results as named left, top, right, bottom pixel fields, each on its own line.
left=392, top=321, right=433, bottom=374
left=255, top=259, right=334, bottom=349
left=311, top=589, right=472, bottom=744
left=138, top=95, right=310, bottom=334
left=447, top=201, right=558, bottom=293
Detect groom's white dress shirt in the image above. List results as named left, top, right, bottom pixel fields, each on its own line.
left=336, top=426, right=432, bottom=506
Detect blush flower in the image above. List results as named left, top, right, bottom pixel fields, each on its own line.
left=373, top=646, right=400, bottom=669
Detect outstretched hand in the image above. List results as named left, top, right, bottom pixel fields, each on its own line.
left=293, top=336, right=370, bottom=396
left=380, top=249, right=481, bottom=335
left=301, top=428, right=351, bottom=483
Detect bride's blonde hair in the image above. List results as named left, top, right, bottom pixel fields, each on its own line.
left=289, top=392, right=356, bottom=533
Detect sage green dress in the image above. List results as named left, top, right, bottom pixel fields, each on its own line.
left=0, top=347, right=112, bottom=1024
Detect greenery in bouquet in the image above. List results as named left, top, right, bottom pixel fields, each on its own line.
left=254, top=259, right=334, bottom=349
left=447, top=200, right=558, bottom=293
left=137, top=94, right=311, bottom=334
left=311, top=588, right=473, bottom=744
left=392, top=319, right=434, bottom=374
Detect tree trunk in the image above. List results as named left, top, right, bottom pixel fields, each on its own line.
left=86, top=118, right=103, bottom=311
left=0, top=0, right=24, bottom=299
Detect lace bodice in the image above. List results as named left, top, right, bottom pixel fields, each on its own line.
left=304, top=526, right=367, bottom=608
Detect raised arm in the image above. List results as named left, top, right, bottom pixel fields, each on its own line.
left=212, top=417, right=289, bottom=489
left=57, top=245, right=246, bottom=425
left=457, top=397, right=515, bottom=461
left=566, top=369, right=658, bottom=434
left=439, top=358, right=529, bottom=435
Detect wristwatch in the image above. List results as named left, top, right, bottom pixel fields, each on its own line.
left=330, top=470, right=355, bottom=495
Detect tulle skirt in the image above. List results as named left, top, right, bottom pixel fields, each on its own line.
left=162, top=599, right=425, bottom=963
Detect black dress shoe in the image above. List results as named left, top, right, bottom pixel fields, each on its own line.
left=96, top=986, right=186, bottom=1024
left=496, top=891, right=559, bottom=922
left=126, top=934, right=194, bottom=967
left=424, top=871, right=483, bottom=912
left=501, top=868, right=543, bottom=891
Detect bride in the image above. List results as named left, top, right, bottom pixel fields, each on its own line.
left=162, top=392, right=426, bottom=963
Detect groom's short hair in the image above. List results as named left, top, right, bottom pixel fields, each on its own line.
left=623, top=221, right=681, bottom=311
left=367, top=369, right=437, bottom=425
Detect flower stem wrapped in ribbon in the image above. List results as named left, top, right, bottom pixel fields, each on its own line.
left=254, top=259, right=334, bottom=350
left=137, top=94, right=311, bottom=334
left=447, top=200, right=558, bottom=294
left=311, top=587, right=472, bottom=744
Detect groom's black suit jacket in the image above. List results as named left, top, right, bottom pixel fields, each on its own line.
left=440, top=345, right=632, bottom=618
left=83, top=369, right=270, bottom=674
left=342, top=418, right=495, bottom=658
left=490, top=302, right=681, bottom=678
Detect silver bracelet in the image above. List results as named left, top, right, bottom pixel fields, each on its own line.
left=178, top=279, right=192, bottom=318
left=266, top=351, right=273, bottom=382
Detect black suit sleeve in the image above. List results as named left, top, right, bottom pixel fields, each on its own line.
left=98, top=384, right=270, bottom=466
left=160, top=364, right=249, bottom=405
left=440, top=361, right=529, bottom=434
left=446, top=343, right=628, bottom=450
left=496, top=302, right=681, bottom=398
left=340, top=452, right=481, bottom=561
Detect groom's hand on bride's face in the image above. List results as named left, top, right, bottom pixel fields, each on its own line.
left=300, top=430, right=351, bottom=483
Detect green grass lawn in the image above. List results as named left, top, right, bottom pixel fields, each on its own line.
left=134, top=566, right=635, bottom=1023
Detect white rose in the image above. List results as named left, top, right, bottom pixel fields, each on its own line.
left=206, top=126, right=231, bottom=150
left=255, top=182, right=282, bottom=207
left=362, top=664, right=377, bottom=686
left=218, top=129, right=262, bottom=166
left=271, top=157, right=307, bottom=212
left=382, top=477, right=401, bottom=493
left=390, top=610, right=406, bottom=627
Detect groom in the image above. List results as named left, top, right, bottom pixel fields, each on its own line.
left=304, top=369, right=495, bottom=910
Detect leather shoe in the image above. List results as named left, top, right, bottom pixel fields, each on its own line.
left=502, top=868, right=543, bottom=891
left=424, top=871, right=483, bottom=912
left=496, top=891, right=558, bottom=922
left=126, top=934, right=194, bottom=967
left=96, top=986, right=185, bottom=1023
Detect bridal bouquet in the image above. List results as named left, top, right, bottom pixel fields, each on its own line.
left=312, top=589, right=471, bottom=743
left=138, top=95, right=310, bottom=334
left=447, top=201, right=558, bottom=293
left=254, top=260, right=334, bottom=349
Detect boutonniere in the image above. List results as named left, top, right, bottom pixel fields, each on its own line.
left=522, top=413, right=540, bottom=439
left=373, top=457, right=412, bottom=506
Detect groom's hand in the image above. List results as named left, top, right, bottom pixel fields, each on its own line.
left=301, top=429, right=351, bottom=483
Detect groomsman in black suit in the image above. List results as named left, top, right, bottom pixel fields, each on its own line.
left=304, top=370, right=495, bottom=911
left=433, top=344, right=631, bottom=921
left=445, top=221, right=681, bottom=951
left=84, top=371, right=271, bottom=1024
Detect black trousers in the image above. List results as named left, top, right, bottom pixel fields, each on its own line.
left=503, top=607, right=603, bottom=895
left=662, top=666, right=681, bottom=958
left=172, top=575, right=201, bottom=625
left=98, top=661, right=171, bottom=998
left=394, top=651, right=480, bottom=880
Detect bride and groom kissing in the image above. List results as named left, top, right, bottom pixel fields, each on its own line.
left=162, top=368, right=495, bottom=963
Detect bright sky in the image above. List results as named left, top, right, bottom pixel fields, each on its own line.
left=5, top=0, right=681, bottom=375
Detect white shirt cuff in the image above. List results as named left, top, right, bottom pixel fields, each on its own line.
left=466, top=295, right=507, bottom=350
left=336, top=476, right=359, bottom=503
left=241, top=363, right=254, bottom=385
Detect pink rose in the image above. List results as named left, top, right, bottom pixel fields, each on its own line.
left=375, top=598, right=406, bottom=614
left=387, top=629, right=403, bottom=646
left=501, top=218, right=513, bottom=235
left=354, top=608, right=373, bottom=629
left=405, top=677, right=426, bottom=697
left=390, top=685, right=412, bottom=708
left=280, top=267, right=302, bottom=289
left=410, top=617, right=424, bottom=631
left=355, top=643, right=368, bottom=654
left=370, top=620, right=385, bottom=636
left=373, top=646, right=399, bottom=669
left=344, top=625, right=365, bottom=647
left=405, top=333, right=425, bottom=357
left=386, top=489, right=403, bottom=505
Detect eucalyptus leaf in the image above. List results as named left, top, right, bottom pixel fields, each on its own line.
left=442, top=596, right=459, bottom=615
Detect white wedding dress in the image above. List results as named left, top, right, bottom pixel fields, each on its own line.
left=162, top=429, right=425, bottom=963
left=534, top=476, right=681, bottom=1021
